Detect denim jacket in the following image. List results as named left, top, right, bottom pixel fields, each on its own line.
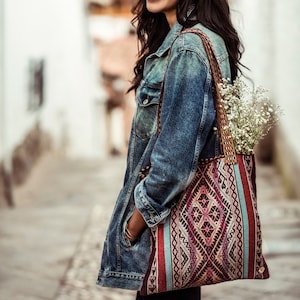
left=97, top=21, right=231, bottom=291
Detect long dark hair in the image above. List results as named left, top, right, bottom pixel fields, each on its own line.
left=129, top=0, right=244, bottom=92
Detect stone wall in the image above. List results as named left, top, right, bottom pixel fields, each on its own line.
left=231, top=0, right=300, bottom=198
left=0, top=163, right=13, bottom=208
left=11, top=123, right=51, bottom=185
left=271, top=1, right=300, bottom=198
left=275, top=130, right=300, bottom=199
left=0, top=123, right=51, bottom=207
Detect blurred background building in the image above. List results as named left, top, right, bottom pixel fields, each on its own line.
left=0, top=0, right=135, bottom=207
left=230, top=0, right=300, bottom=198
left=0, top=0, right=300, bottom=206
left=88, top=0, right=136, bottom=156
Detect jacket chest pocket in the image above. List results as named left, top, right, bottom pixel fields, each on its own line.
left=134, top=85, right=160, bottom=140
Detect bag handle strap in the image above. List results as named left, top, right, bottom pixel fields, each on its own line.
left=156, top=28, right=237, bottom=165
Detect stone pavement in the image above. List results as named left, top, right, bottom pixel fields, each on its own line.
left=0, top=154, right=300, bottom=300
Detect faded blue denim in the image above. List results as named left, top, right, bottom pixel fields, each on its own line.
left=97, top=21, right=231, bottom=291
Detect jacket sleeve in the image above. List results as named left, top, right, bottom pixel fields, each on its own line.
left=134, top=47, right=216, bottom=227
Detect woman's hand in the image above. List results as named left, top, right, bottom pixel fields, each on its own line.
left=126, top=208, right=147, bottom=243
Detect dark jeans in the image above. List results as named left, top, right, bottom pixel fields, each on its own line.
left=136, top=287, right=201, bottom=300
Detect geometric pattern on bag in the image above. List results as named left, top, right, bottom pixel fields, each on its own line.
left=141, top=154, right=269, bottom=295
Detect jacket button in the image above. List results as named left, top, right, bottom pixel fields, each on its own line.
left=143, top=99, right=149, bottom=105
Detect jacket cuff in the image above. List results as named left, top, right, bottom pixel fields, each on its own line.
left=134, top=180, right=170, bottom=227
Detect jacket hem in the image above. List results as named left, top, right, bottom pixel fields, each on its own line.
left=96, top=271, right=143, bottom=291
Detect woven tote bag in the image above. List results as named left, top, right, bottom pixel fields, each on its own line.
left=140, top=29, right=269, bottom=296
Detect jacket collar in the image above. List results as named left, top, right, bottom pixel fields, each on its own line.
left=149, top=21, right=183, bottom=58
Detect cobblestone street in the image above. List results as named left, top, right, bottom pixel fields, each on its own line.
left=0, top=154, right=300, bottom=300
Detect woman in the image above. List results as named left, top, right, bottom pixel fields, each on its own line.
left=97, top=0, right=243, bottom=299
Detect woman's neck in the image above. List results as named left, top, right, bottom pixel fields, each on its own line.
left=165, top=9, right=177, bottom=27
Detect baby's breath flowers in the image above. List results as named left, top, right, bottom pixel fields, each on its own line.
left=218, top=78, right=282, bottom=154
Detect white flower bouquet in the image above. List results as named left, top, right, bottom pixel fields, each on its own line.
left=218, top=78, right=282, bottom=154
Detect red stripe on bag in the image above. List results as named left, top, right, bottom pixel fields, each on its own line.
left=157, top=225, right=167, bottom=292
left=237, top=155, right=256, bottom=278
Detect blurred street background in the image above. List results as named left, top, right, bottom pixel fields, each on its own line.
left=0, top=0, right=300, bottom=299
